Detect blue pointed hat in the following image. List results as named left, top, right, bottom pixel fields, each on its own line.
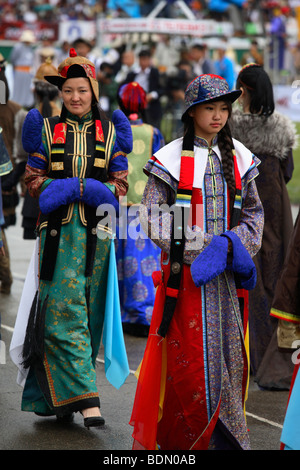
left=182, top=74, right=241, bottom=121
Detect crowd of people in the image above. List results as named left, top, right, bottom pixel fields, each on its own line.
left=0, top=0, right=293, bottom=24
left=1, top=0, right=300, bottom=453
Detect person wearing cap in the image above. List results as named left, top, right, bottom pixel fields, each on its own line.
left=33, top=34, right=59, bottom=74
left=116, top=81, right=165, bottom=337
left=9, top=29, right=36, bottom=108
left=130, top=74, right=264, bottom=449
left=214, top=40, right=236, bottom=91
left=13, top=49, right=132, bottom=429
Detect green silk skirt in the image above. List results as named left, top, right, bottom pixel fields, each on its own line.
left=21, top=204, right=111, bottom=415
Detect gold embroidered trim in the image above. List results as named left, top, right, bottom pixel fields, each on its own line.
left=43, top=355, right=99, bottom=407
left=94, top=158, right=106, bottom=168
left=181, top=150, right=194, bottom=158
left=51, top=161, right=64, bottom=171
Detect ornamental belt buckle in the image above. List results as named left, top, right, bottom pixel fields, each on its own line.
left=171, top=261, right=181, bottom=274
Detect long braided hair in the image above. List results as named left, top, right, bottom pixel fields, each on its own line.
left=183, top=98, right=236, bottom=212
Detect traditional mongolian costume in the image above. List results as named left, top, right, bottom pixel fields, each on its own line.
left=130, top=75, right=264, bottom=450
left=115, top=82, right=165, bottom=336
left=22, top=58, right=61, bottom=240
left=0, top=127, right=13, bottom=249
left=230, top=107, right=296, bottom=390
left=10, top=50, right=132, bottom=420
left=271, top=210, right=300, bottom=449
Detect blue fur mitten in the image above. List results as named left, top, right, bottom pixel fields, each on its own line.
left=111, top=109, right=133, bottom=154
left=39, top=177, right=81, bottom=214
left=81, top=178, right=119, bottom=215
left=22, top=108, right=44, bottom=154
left=222, top=230, right=256, bottom=290
left=190, top=235, right=229, bottom=287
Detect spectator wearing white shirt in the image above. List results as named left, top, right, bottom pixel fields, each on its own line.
left=125, top=49, right=163, bottom=129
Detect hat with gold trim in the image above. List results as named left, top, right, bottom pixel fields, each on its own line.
left=45, top=48, right=99, bottom=101
left=34, top=57, right=58, bottom=82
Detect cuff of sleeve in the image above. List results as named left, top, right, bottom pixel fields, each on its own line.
left=41, top=178, right=53, bottom=192
left=105, top=182, right=116, bottom=195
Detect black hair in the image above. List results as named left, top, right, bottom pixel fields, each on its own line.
left=236, top=64, right=274, bottom=117
left=138, top=49, right=151, bottom=58
left=72, top=37, right=92, bottom=49
left=183, top=98, right=236, bottom=208
left=34, top=81, right=59, bottom=118
left=59, top=100, right=108, bottom=124
left=100, top=62, right=113, bottom=71
left=190, top=43, right=206, bottom=51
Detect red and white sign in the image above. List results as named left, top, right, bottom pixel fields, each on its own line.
left=0, top=21, right=58, bottom=41
left=97, top=17, right=233, bottom=37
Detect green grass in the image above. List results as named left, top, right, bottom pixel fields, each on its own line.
left=287, top=122, right=300, bottom=205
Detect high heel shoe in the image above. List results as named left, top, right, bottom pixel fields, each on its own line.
left=83, top=416, right=105, bottom=429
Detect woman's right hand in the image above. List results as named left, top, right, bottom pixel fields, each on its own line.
left=81, top=178, right=119, bottom=215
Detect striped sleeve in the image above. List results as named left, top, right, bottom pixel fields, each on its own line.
left=106, top=128, right=129, bottom=198
left=25, top=125, right=50, bottom=198
left=144, top=156, right=177, bottom=193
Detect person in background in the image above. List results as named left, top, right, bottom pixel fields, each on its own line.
left=189, top=42, right=216, bottom=76
left=164, top=60, right=196, bottom=141
left=0, top=54, right=24, bottom=294
left=270, top=211, right=300, bottom=449
left=72, top=37, right=93, bottom=60
left=116, top=81, right=165, bottom=337
left=0, top=128, right=13, bottom=258
left=56, top=41, right=71, bottom=64
left=115, top=50, right=136, bottom=84
left=9, top=29, right=35, bottom=109
left=33, top=34, right=59, bottom=73
left=230, top=63, right=296, bottom=390
left=152, top=34, right=180, bottom=75
left=269, top=3, right=287, bottom=72
left=214, top=41, right=236, bottom=90
left=125, top=48, right=163, bottom=129
left=97, top=62, right=119, bottom=117
left=240, top=40, right=264, bottom=66
left=21, top=58, right=61, bottom=240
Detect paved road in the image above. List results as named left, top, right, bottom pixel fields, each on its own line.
left=0, top=207, right=295, bottom=452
